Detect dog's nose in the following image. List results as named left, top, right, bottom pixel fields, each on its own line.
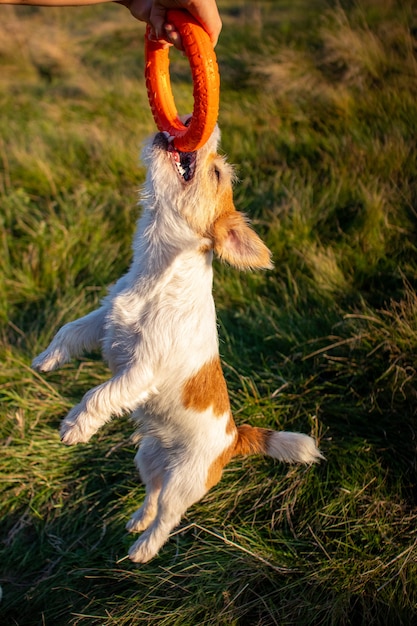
left=153, top=132, right=170, bottom=149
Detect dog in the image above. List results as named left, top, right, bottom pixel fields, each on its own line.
left=32, top=124, right=322, bottom=563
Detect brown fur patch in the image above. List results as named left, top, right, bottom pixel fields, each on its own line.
left=205, top=422, right=271, bottom=490
left=225, top=412, right=236, bottom=435
left=233, top=425, right=271, bottom=456
left=199, top=242, right=213, bottom=255
left=212, top=209, right=273, bottom=270
left=182, top=357, right=230, bottom=417
left=215, top=185, right=236, bottom=217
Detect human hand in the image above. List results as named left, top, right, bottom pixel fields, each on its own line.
left=120, top=0, right=222, bottom=49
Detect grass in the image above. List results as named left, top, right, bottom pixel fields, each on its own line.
left=1, top=0, right=417, bottom=623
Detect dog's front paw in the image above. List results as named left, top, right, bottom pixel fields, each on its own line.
left=60, top=422, right=87, bottom=445
left=60, top=419, right=90, bottom=445
left=32, top=347, right=70, bottom=373
left=60, top=408, right=96, bottom=445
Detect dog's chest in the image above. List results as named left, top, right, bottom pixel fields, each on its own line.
left=102, top=262, right=218, bottom=375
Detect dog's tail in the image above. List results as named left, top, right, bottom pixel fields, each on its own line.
left=232, top=424, right=323, bottom=464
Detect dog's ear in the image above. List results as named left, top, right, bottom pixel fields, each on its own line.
left=213, top=212, right=273, bottom=270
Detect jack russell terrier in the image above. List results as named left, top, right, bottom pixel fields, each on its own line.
left=33, top=124, right=322, bottom=563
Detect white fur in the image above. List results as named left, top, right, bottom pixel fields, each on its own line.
left=33, top=126, right=322, bottom=562
left=266, top=431, right=324, bottom=464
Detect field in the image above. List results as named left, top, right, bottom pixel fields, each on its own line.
left=1, top=0, right=417, bottom=623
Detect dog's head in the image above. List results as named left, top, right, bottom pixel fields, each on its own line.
left=142, top=121, right=272, bottom=270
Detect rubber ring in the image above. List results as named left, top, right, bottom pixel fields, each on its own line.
left=145, top=10, right=220, bottom=152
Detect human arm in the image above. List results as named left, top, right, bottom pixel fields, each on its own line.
left=0, top=0, right=222, bottom=48
left=0, top=0, right=222, bottom=47
left=0, top=0, right=114, bottom=5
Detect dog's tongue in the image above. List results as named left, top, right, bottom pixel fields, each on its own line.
left=168, top=142, right=180, bottom=162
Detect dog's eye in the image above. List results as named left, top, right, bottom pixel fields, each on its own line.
left=213, top=167, right=221, bottom=182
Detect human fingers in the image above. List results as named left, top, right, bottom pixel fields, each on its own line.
left=151, top=0, right=222, bottom=47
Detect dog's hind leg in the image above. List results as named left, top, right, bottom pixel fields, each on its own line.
left=60, top=365, right=157, bottom=445
left=32, top=307, right=107, bottom=373
left=128, top=461, right=207, bottom=563
left=126, top=438, right=164, bottom=533
left=126, top=484, right=161, bottom=534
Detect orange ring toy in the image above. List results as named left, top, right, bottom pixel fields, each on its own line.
left=145, top=10, right=220, bottom=152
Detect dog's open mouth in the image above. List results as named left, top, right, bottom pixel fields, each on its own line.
left=154, top=131, right=197, bottom=182
left=167, top=143, right=197, bottom=182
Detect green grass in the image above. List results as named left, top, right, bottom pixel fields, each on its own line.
left=1, top=0, right=417, bottom=624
